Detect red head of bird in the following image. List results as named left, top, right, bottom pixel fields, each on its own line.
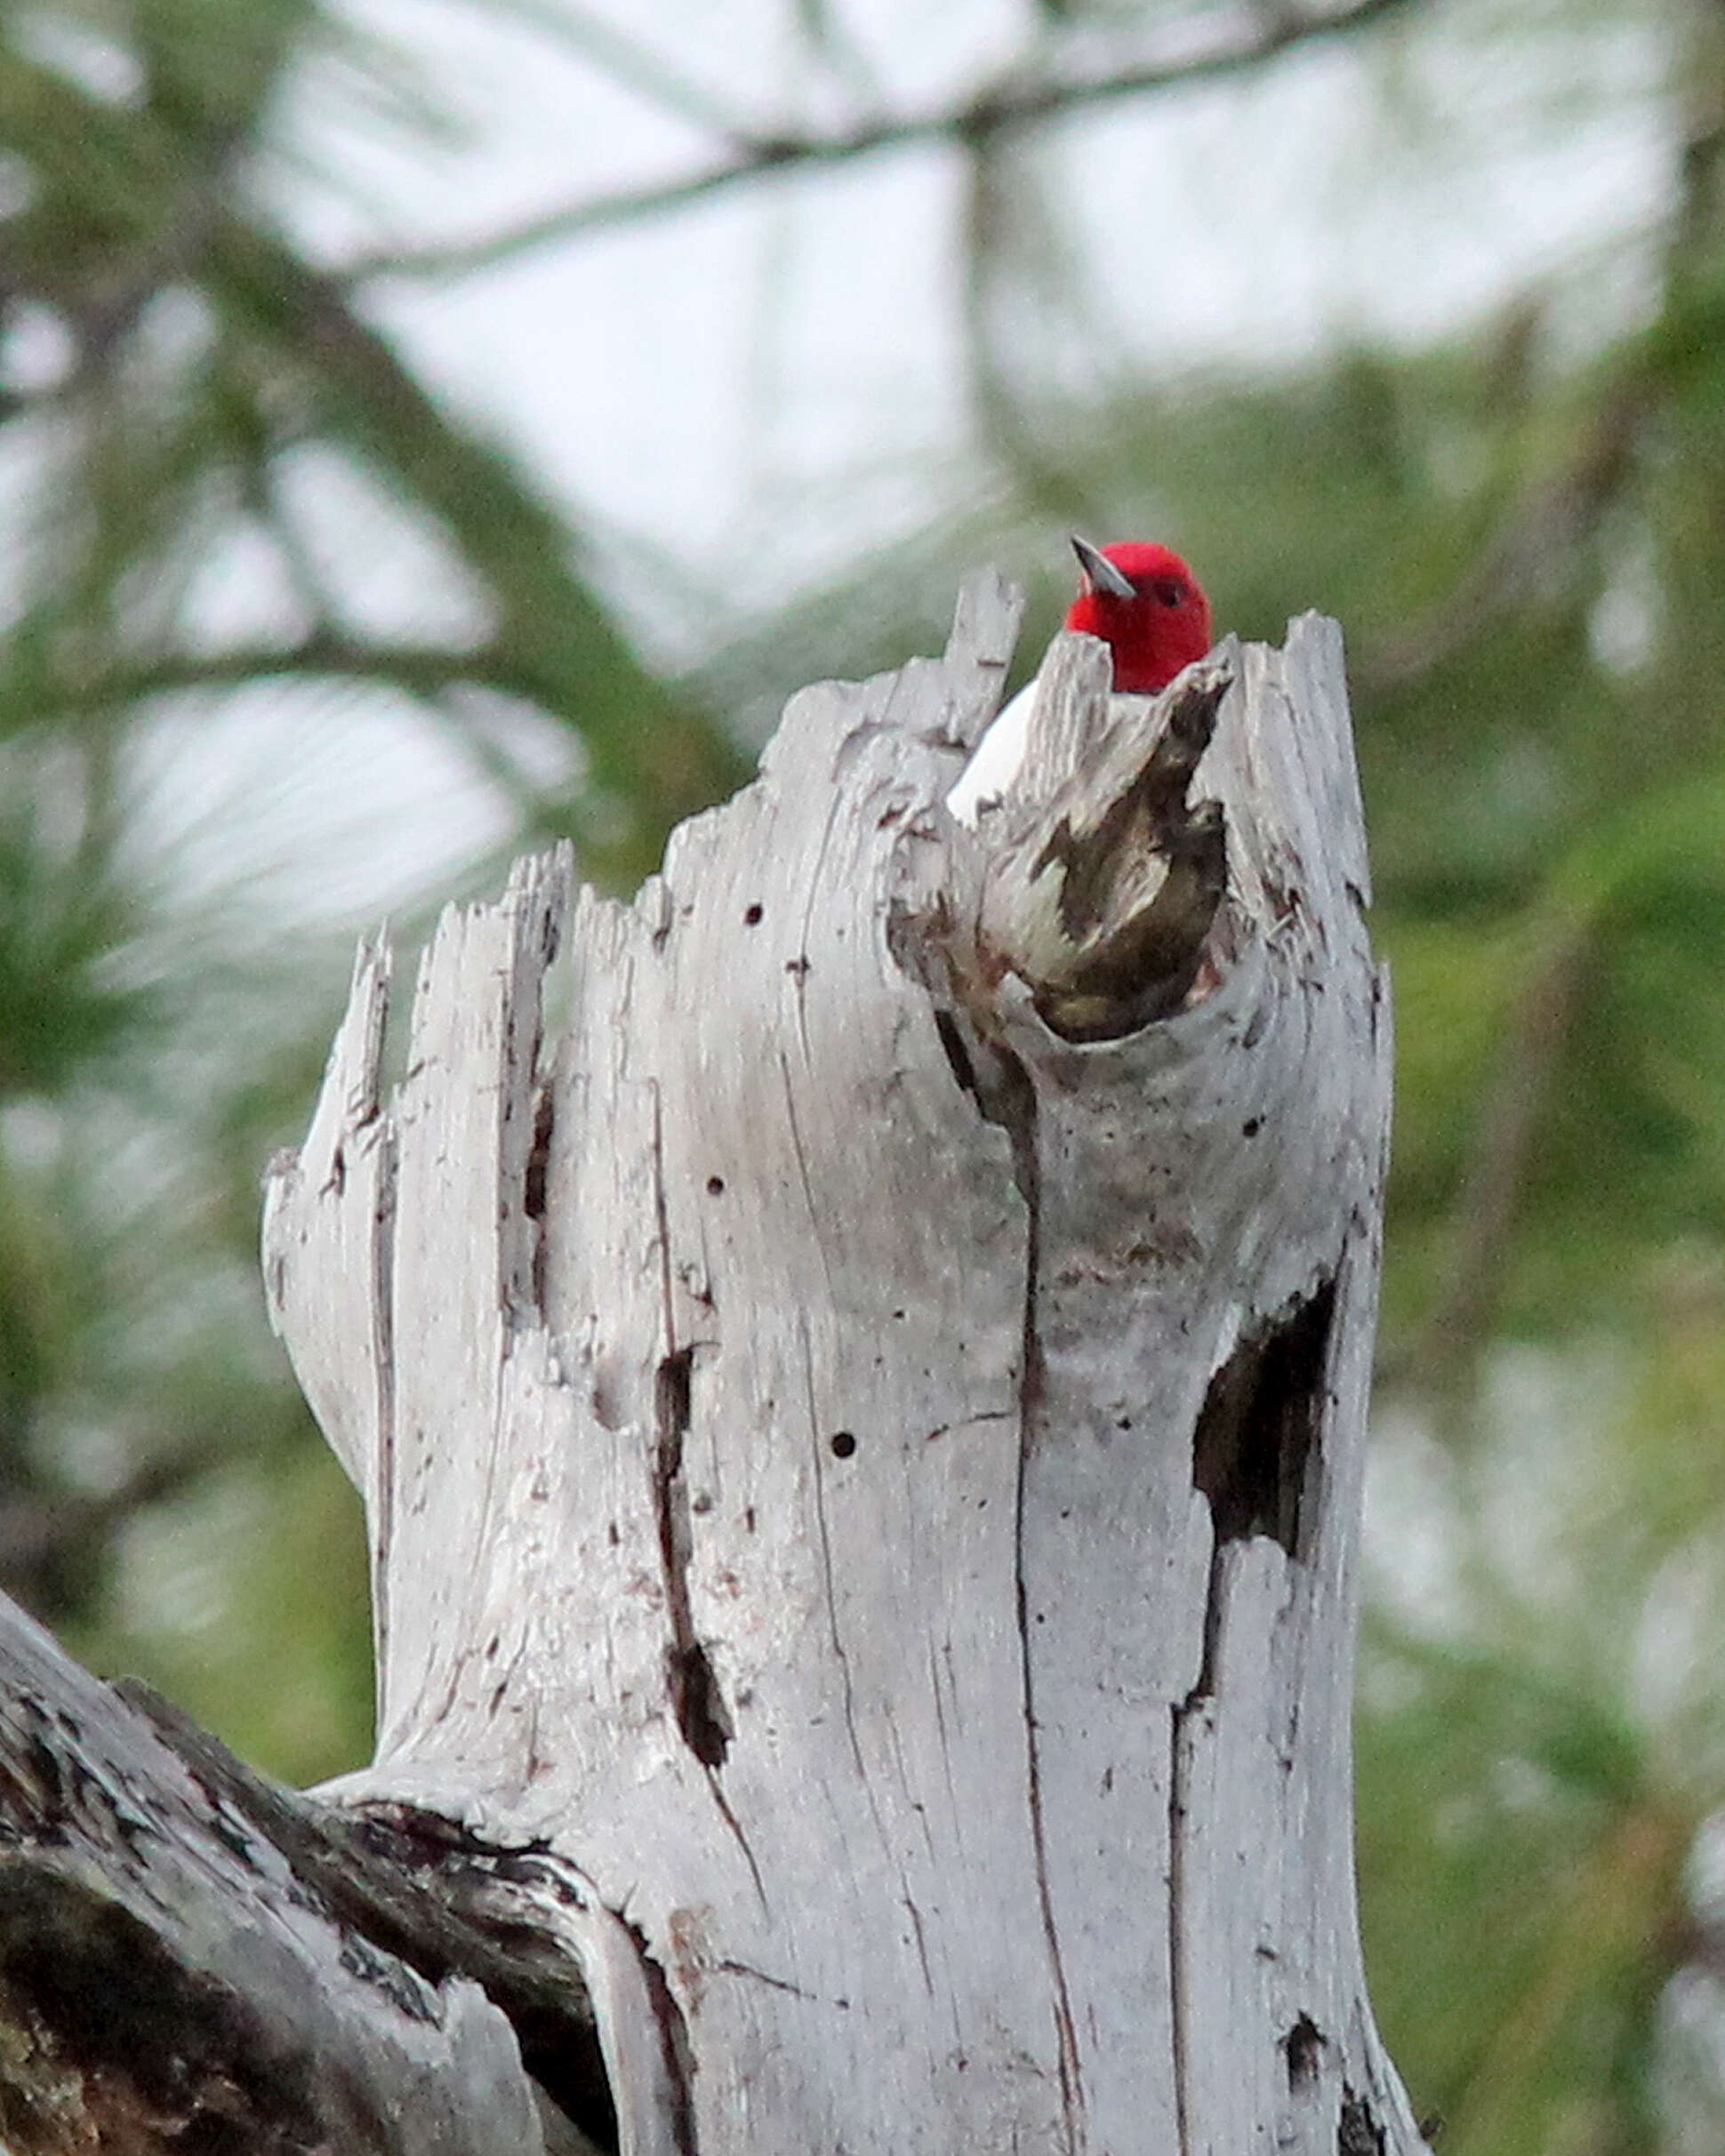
left=1066, top=536, right=1213, bottom=695
left=945, top=534, right=1215, bottom=823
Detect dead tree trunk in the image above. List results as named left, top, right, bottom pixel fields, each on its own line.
left=0, top=572, right=1421, bottom=2154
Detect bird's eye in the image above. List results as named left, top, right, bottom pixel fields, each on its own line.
left=1151, top=579, right=1184, bottom=606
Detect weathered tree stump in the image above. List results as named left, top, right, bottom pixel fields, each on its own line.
left=0, top=572, right=1420, bottom=2154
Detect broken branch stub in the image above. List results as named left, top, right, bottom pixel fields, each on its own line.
left=263, top=573, right=1419, bottom=2154
left=0, top=1595, right=576, bottom=2156
left=962, top=632, right=1234, bottom=1039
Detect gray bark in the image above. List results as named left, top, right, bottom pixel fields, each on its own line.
left=259, top=574, right=1419, bottom=2153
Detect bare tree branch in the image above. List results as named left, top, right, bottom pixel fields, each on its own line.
left=29, top=635, right=527, bottom=713
left=27, top=641, right=637, bottom=836
left=957, top=143, right=1101, bottom=526
left=0, top=1599, right=612, bottom=2152
left=341, top=0, right=1420, bottom=282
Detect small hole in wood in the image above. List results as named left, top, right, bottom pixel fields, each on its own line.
left=1242, top=1117, right=1263, bottom=1138
left=743, top=902, right=764, bottom=926
left=830, top=1431, right=857, bottom=1460
left=706, top=1175, right=725, bottom=1196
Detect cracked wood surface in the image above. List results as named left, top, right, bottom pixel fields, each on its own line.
left=264, top=578, right=1422, bottom=2154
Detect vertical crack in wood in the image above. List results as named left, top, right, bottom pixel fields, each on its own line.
left=797, top=1317, right=873, bottom=1807
left=1168, top=1690, right=1197, bottom=2156
left=991, top=1046, right=1084, bottom=2149
left=990, top=1049, right=1044, bottom=1421
left=931, top=1006, right=982, bottom=1105
left=647, top=1092, right=734, bottom=1776
left=652, top=1347, right=731, bottom=1772
left=797, top=1310, right=949, bottom=2016
left=523, top=1080, right=555, bottom=1322
left=501, top=859, right=566, bottom=1334
left=646, top=1093, right=764, bottom=1937
left=614, top=1908, right=702, bottom=2156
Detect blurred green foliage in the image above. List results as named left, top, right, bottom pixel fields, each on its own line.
left=3, top=0, right=1725, bottom=2146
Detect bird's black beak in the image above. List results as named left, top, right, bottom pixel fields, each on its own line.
left=1071, top=534, right=1135, bottom=600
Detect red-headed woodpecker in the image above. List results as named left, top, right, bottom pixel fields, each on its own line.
left=949, top=535, right=1214, bottom=822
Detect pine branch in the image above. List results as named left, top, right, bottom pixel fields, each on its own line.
left=1401, top=913, right=1594, bottom=1391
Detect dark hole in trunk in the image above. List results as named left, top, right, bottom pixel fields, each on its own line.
left=1192, top=1278, right=1336, bottom=1559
